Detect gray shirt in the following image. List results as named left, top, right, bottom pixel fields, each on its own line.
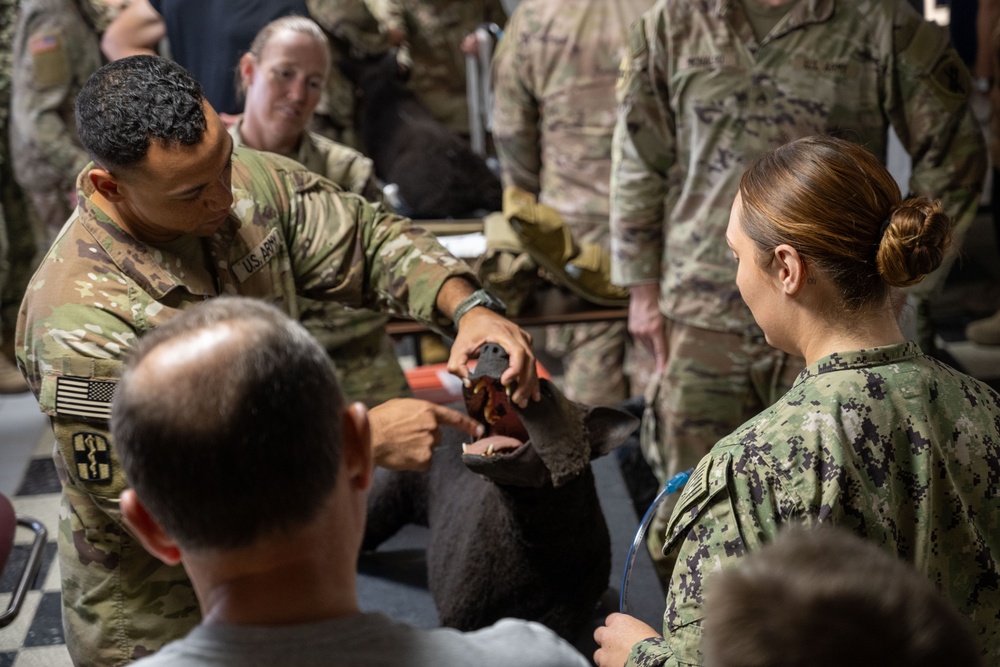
left=130, top=613, right=591, bottom=666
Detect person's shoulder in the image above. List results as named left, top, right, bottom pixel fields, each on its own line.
left=233, top=145, right=328, bottom=194
left=307, top=131, right=367, bottom=163
left=435, top=619, right=588, bottom=666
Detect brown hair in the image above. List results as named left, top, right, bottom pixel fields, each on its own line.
left=237, top=15, right=331, bottom=96
left=738, top=135, right=952, bottom=312
left=702, top=526, right=983, bottom=667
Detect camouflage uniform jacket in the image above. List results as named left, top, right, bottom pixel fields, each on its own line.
left=491, top=0, right=649, bottom=248
left=628, top=341, right=1000, bottom=666
left=365, top=0, right=506, bottom=134
left=229, top=123, right=407, bottom=404
left=16, top=146, right=473, bottom=497
left=611, top=0, right=986, bottom=334
left=10, top=0, right=103, bottom=195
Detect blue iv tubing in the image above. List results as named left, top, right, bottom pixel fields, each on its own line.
left=619, top=468, right=693, bottom=614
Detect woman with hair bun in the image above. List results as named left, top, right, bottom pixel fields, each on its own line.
left=595, top=136, right=1000, bottom=667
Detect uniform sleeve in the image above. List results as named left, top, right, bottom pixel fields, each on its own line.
left=283, top=169, right=476, bottom=330
left=885, top=3, right=987, bottom=296
left=16, top=278, right=138, bottom=499
left=625, top=450, right=795, bottom=667
left=610, top=12, right=676, bottom=287
left=491, top=6, right=541, bottom=195
left=10, top=11, right=92, bottom=192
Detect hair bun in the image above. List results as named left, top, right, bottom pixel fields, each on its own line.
left=875, top=197, right=951, bottom=287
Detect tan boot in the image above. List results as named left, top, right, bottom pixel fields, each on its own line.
left=0, top=356, right=29, bottom=394
left=966, top=309, right=1000, bottom=346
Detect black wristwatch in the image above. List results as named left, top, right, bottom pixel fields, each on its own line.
left=452, top=289, right=507, bottom=329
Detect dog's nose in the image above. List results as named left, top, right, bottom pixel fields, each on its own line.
left=472, top=343, right=510, bottom=379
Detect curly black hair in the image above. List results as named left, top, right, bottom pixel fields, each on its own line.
left=75, top=55, right=207, bottom=172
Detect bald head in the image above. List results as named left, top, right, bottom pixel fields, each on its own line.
left=111, top=297, right=345, bottom=550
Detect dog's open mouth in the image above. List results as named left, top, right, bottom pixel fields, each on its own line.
left=462, top=375, right=529, bottom=458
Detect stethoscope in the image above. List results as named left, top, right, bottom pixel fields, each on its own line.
left=619, top=467, right=693, bottom=614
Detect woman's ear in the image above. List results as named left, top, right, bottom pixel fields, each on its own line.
left=120, top=489, right=183, bottom=566
left=773, top=243, right=806, bottom=295
left=238, top=53, right=256, bottom=89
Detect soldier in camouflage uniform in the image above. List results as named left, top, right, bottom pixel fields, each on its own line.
left=594, top=137, right=1000, bottom=666
left=491, top=0, right=650, bottom=407
left=10, top=0, right=105, bottom=244
left=365, top=0, right=506, bottom=135
left=16, top=55, right=538, bottom=667
left=233, top=15, right=409, bottom=407
left=610, top=0, right=986, bottom=572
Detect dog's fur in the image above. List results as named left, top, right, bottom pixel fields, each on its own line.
left=342, top=52, right=502, bottom=219
left=363, top=344, right=638, bottom=640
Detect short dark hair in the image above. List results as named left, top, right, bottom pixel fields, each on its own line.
left=111, top=297, right=345, bottom=550
left=702, top=526, right=983, bottom=667
left=75, top=55, right=208, bottom=172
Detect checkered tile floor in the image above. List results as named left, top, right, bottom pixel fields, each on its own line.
left=0, top=449, right=72, bottom=667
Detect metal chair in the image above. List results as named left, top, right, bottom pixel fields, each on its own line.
left=0, top=493, right=47, bottom=627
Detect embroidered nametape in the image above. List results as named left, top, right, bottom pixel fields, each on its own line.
left=56, top=376, right=116, bottom=420
left=232, top=229, right=282, bottom=283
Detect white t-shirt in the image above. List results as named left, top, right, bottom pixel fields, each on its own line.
left=131, top=613, right=591, bottom=667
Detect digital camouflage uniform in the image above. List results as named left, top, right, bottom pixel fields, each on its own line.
left=230, top=122, right=410, bottom=406
left=491, top=0, right=650, bottom=406
left=364, top=0, right=506, bottom=135
left=16, top=146, right=475, bottom=666
left=628, top=341, right=1000, bottom=665
left=611, top=0, right=986, bottom=556
left=10, top=0, right=104, bottom=244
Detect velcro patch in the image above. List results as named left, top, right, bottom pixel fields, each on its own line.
left=56, top=376, right=116, bottom=420
left=28, top=32, right=69, bottom=88
left=232, top=229, right=282, bottom=283
left=72, top=432, right=113, bottom=483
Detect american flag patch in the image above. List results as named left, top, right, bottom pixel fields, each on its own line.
left=29, top=34, right=60, bottom=55
left=55, top=376, right=116, bottom=420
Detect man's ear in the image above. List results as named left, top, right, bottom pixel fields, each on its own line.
left=88, top=168, right=125, bottom=202
left=342, top=402, right=373, bottom=492
left=773, top=243, right=806, bottom=295
left=119, top=489, right=183, bottom=566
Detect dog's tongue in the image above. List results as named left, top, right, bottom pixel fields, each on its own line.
left=464, top=376, right=529, bottom=442
left=463, top=435, right=523, bottom=457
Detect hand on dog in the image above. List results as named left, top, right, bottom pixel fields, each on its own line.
left=594, top=613, right=661, bottom=667
left=449, top=308, right=540, bottom=408
left=369, top=398, right=484, bottom=471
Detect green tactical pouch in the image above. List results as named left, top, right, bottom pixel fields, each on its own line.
left=474, top=212, right=542, bottom=317
left=502, top=186, right=630, bottom=307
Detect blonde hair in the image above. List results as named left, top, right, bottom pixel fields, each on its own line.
left=237, top=15, right=332, bottom=96
left=738, top=135, right=952, bottom=312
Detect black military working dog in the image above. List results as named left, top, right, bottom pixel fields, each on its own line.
left=362, top=344, right=638, bottom=640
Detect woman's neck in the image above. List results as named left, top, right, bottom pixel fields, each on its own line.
left=797, top=303, right=906, bottom=366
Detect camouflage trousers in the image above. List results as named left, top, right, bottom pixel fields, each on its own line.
left=642, top=320, right=803, bottom=581
left=545, top=320, right=652, bottom=406
left=54, top=446, right=199, bottom=667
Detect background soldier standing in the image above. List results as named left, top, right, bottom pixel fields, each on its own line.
left=491, top=0, right=651, bottom=406
left=610, top=0, right=986, bottom=578
left=10, top=0, right=106, bottom=244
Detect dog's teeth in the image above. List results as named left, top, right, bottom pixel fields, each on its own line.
left=486, top=443, right=495, bottom=456
left=462, top=443, right=468, bottom=453
left=505, top=384, right=512, bottom=398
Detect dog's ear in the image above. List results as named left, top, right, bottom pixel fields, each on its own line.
left=585, top=406, right=640, bottom=460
